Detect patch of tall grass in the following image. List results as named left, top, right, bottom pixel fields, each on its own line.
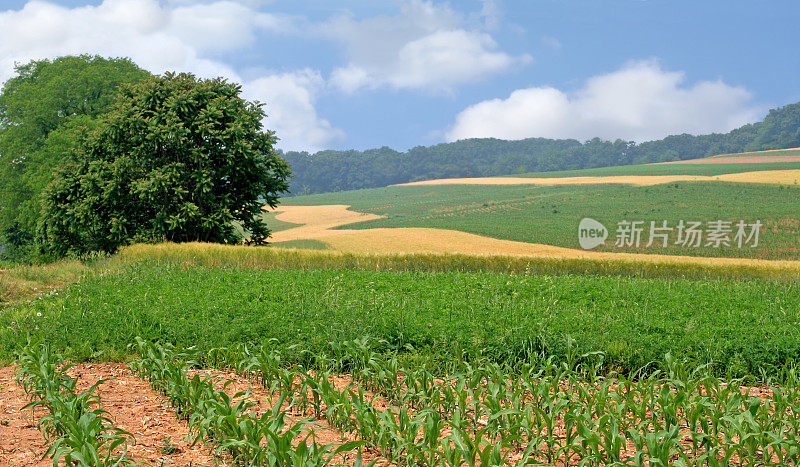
left=118, top=242, right=800, bottom=282
left=0, top=260, right=91, bottom=305
left=270, top=239, right=330, bottom=250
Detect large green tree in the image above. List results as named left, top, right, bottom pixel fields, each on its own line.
left=0, top=55, right=150, bottom=260
left=38, top=72, right=291, bottom=256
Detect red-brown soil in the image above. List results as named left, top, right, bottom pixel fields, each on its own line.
left=0, top=364, right=388, bottom=466
left=0, top=364, right=217, bottom=466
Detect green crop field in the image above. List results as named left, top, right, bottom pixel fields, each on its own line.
left=4, top=242, right=800, bottom=465
left=2, top=259, right=799, bottom=379
left=273, top=181, right=800, bottom=260
left=260, top=210, right=301, bottom=232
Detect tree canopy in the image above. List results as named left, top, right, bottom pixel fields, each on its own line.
left=38, top=72, right=290, bottom=257
left=0, top=55, right=151, bottom=260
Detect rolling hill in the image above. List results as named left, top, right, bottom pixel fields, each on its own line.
left=264, top=151, right=800, bottom=261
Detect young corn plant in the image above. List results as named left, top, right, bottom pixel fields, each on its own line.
left=130, top=336, right=800, bottom=466
left=16, top=343, right=133, bottom=466
left=131, top=337, right=374, bottom=466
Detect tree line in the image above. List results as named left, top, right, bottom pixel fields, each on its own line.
left=283, top=102, right=800, bottom=195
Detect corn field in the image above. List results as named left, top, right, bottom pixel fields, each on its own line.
left=123, top=336, right=800, bottom=466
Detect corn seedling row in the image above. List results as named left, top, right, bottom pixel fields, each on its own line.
left=193, top=337, right=800, bottom=466
left=128, top=337, right=368, bottom=466
left=15, top=343, right=133, bottom=466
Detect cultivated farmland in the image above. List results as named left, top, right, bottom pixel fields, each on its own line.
left=268, top=181, right=800, bottom=260
left=2, top=152, right=800, bottom=465
left=2, top=246, right=800, bottom=465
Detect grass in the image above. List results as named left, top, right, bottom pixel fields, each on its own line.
left=4, top=240, right=797, bottom=312
left=270, top=239, right=329, bottom=250
left=275, top=182, right=800, bottom=260
left=260, top=210, right=301, bottom=233
left=3, top=256, right=800, bottom=379
left=118, top=243, right=800, bottom=281
left=0, top=260, right=91, bottom=304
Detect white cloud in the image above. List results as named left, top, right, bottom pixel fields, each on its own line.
left=168, top=1, right=287, bottom=55
left=325, top=0, right=529, bottom=93
left=0, top=0, right=340, bottom=152
left=244, top=70, right=344, bottom=152
left=446, top=60, right=764, bottom=142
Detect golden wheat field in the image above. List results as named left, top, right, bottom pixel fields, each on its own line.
left=389, top=169, right=800, bottom=187
left=264, top=205, right=800, bottom=275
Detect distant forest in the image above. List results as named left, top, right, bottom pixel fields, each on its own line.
left=283, top=102, right=800, bottom=195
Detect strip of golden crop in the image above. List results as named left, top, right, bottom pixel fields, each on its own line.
left=390, top=169, right=800, bottom=187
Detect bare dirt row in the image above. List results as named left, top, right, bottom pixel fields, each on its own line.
left=0, top=364, right=215, bottom=466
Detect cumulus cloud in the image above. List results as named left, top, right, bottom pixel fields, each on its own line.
left=325, top=0, right=529, bottom=93
left=446, top=60, right=764, bottom=142
left=168, top=2, right=288, bottom=55
left=0, top=0, right=340, bottom=151
left=244, top=70, right=344, bottom=152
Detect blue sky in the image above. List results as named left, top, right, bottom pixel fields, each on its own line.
left=1, top=0, right=798, bottom=152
